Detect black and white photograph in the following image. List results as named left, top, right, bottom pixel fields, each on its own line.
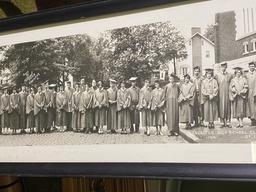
left=0, top=0, right=256, bottom=162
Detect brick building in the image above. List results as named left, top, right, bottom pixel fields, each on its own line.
left=215, top=8, right=256, bottom=71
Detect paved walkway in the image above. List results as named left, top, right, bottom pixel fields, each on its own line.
left=0, top=127, right=186, bottom=146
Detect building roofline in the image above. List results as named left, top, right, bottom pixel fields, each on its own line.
left=236, top=31, right=256, bottom=41
left=187, top=32, right=215, bottom=46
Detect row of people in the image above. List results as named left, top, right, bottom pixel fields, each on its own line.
left=0, top=60, right=255, bottom=136
left=0, top=78, right=169, bottom=136
left=191, top=61, right=256, bottom=129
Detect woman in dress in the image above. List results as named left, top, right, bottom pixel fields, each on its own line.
left=151, top=80, right=165, bottom=135
left=117, top=81, right=131, bottom=134
left=72, top=83, right=81, bottom=132
left=178, top=74, right=195, bottom=130
left=26, top=87, right=35, bottom=133
left=201, top=68, right=219, bottom=129
left=229, top=67, right=248, bottom=128
left=79, top=84, right=93, bottom=133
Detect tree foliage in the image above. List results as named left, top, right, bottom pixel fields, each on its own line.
left=98, top=21, right=187, bottom=83
left=0, top=21, right=187, bottom=87
left=204, top=24, right=215, bottom=44
left=0, top=34, right=101, bottom=87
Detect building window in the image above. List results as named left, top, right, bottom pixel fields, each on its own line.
left=189, top=40, right=192, bottom=46
left=206, top=50, right=210, bottom=58
left=243, top=42, right=249, bottom=54
left=181, top=67, right=188, bottom=75
left=251, top=39, right=256, bottom=52
left=201, top=40, right=204, bottom=46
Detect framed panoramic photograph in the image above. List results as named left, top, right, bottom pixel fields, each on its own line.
left=0, top=0, right=256, bottom=178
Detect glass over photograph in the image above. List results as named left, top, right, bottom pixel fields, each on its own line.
left=0, top=0, right=255, bottom=148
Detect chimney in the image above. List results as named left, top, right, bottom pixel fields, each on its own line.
left=191, top=27, right=201, bottom=36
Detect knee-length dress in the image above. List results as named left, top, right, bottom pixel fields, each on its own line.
left=79, top=90, right=93, bottom=129
left=56, top=91, right=67, bottom=127
left=139, top=86, right=152, bottom=127
left=107, top=87, right=118, bottom=130
left=19, top=91, right=27, bottom=130
left=1, top=93, right=10, bottom=128
left=72, top=90, right=81, bottom=130
left=201, top=77, right=219, bottom=122
left=9, top=93, right=20, bottom=130
left=151, top=87, right=165, bottom=126
left=178, top=82, right=195, bottom=123
left=34, top=92, right=45, bottom=131
left=26, top=93, right=35, bottom=128
left=117, top=88, right=131, bottom=130
left=94, top=88, right=108, bottom=127
left=229, top=76, right=248, bottom=118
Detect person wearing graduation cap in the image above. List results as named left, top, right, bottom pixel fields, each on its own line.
left=19, top=85, right=27, bottom=134
left=64, top=81, right=73, bottom=131
left=127, top=77, right=140, bottom=133
left=34, top=84, right=46, bottom=133
left=1, top=86, right=10, bottom=134
left=201, top=68, right=219, bottom=129
left=151, top=79, right=165, bottom=135
left=94, top=81, right=108, bottom=134
left=56, top=84, right=67, bottom=132
left=192, top=66, right=204, bottom=127
left=215, top=62, right=233, bottom=128
left=229, top=67, right=248, bottom=128
left=245, top=61, right=256, bottom=126
left=164, top=73, right=180, bottom=136
left=44, top=82, right=55, bottom=132
left=138, top=79, right=153, bottom=136
left=72, top=83, right=82, bottom=132
left=80, top=78, right=86, bottom=92
left=117, top=80, right=131, bottom=134
left=90, top=79, right=98, bottom=133
left=107, top=79, right=118, bottom=133
left=26, top=87, right=35, bottom=133
left=178, top=74, right=195, bottom=130
left=79, top=83, right=93, bottom=133
left=9, top=87, right=20, bottom=134
left=49, top=84, right=57, bottom=131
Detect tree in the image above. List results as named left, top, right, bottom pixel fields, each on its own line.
left=99, top=21, right=187, bottom=83
left=204, top=24, right=215, bottom=44
left=0, top=34, right=100, bottom=87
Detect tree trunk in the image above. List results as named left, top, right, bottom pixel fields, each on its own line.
left=173, top=57, right=176, bottom=74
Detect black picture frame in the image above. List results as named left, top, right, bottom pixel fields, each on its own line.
left=0, top=0, right=255, bottom=180
left=0, top=163, right=256, bottom=180
left=0, top=0, right=190, bottom=33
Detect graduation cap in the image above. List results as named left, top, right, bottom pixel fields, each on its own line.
left=220, top=62, right=227, bottom=67
left=205, top=67, right=214, bottom=73
left=193, top=66, right=200, bottom=71
left=49, top=84, right=57, bottom=88
left=169, top=72, right=178, bottom=78
left=129, top=77, right=138, bottom=82
left=248, top=61, right=255, bottom=66
left=109, top=79, right=117, bottom=84
left=184, top=74, right=191, bottom=79
left=233, top=66, right=243, bottom=70
left=2, top=85, right=8, bottom=90
left=154, top=79, right=160, bottom=84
